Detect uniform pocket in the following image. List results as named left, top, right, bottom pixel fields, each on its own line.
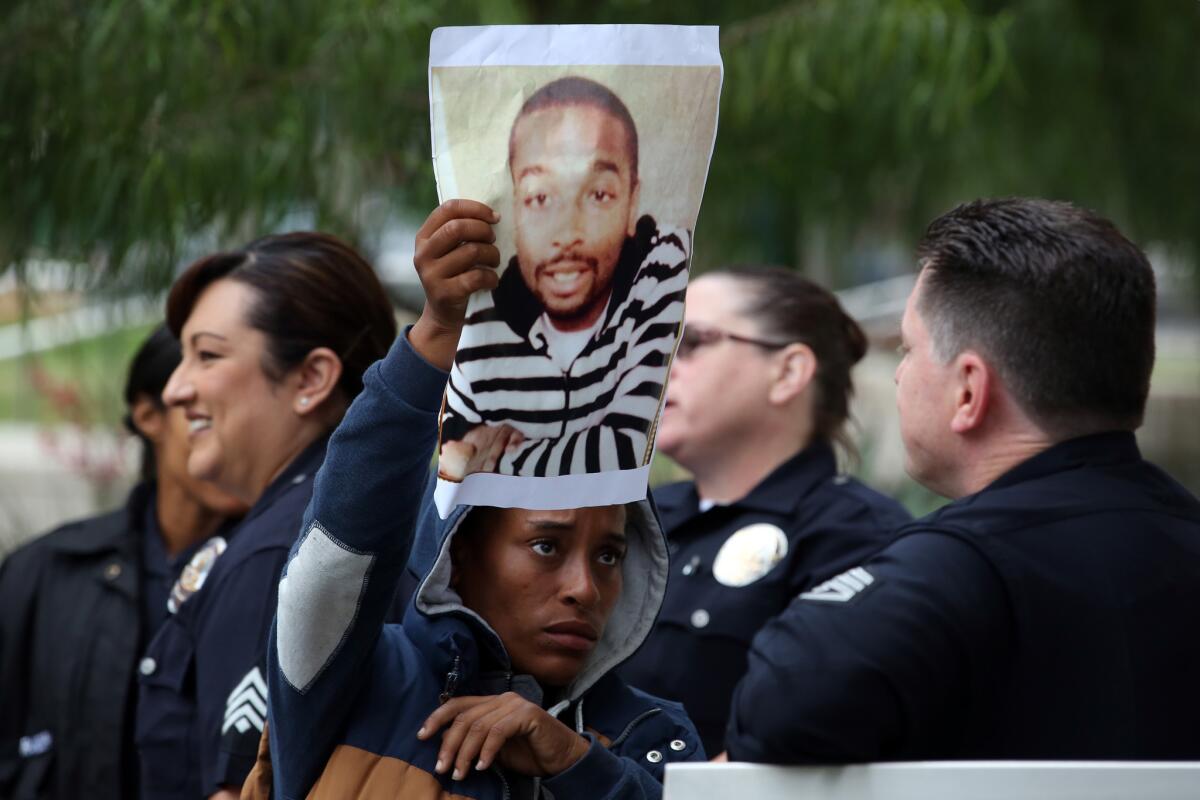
left=648, top=594, right=781, bottom=749
left=655, top=589, right=779, bottom=647
left=134, top=622, right=198, bottom=794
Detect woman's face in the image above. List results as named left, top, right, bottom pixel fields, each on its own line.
left=156, top=404, right=250, bottom=516
left=162, top=279, right=306, bottom=503
left=656, top=276, right=781, bottom=471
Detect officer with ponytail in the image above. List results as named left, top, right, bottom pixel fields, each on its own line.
left=620, top=267, right=910, bottom=756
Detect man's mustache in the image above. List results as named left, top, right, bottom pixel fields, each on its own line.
left=535, top=251, right=599, bottom=273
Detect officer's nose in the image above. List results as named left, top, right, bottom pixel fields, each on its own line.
left=162, top=362, right=194, bottom=407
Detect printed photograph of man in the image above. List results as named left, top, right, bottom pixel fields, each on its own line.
left=438, top=76, right=691, bottom=482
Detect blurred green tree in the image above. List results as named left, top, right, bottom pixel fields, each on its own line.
left=1, top=0, right=1196, bottom=294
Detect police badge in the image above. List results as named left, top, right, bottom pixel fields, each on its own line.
left=168, top=536, right=228, bottom=613
left=711, top=523, right=789, bottom=587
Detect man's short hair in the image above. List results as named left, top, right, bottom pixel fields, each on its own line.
left=508, top=76, right=639, bottom=181
left=916, top=198, right=1156, bottom=437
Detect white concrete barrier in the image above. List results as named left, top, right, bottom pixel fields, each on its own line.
left=664, top=761, right=1200, bottom=800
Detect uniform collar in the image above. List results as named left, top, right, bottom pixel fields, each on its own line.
left=655, top=441, right=838, bottom=533
left=239, top=434, right=330, bottom=527
left=982, top=431, right=1141, bottom=494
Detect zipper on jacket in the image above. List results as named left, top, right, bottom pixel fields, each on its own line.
left=439, top=656, right=462, bottom=704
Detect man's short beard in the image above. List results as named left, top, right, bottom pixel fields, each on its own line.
left=534, top=252, right=611, bottom=325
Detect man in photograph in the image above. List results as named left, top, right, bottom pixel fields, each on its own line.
left=438, top=76, right=690, bottom=481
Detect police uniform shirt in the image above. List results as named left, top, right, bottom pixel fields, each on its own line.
left=619, top=441, right=911, bottom=754
left=138, top=493, right=211, bottom=642
left=135, top=436, right=327, bottom=799
left=725, top=432, right=1200, bottom=763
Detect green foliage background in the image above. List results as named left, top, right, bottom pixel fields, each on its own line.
left=2, top=0, right=1197, bottom=292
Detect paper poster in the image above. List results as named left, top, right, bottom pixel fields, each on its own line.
left=428, top=24, right=722, bottom=516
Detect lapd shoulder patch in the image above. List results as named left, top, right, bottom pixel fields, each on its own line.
left=798, top=566, right=875, bottom=602
left=712, top=523, right=789, bottom=587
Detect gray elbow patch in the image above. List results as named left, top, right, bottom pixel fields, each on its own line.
left=277, top=522, right=374, bottom=693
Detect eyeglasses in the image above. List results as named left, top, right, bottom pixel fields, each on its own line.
left=675, top=324, right=792, bottom=360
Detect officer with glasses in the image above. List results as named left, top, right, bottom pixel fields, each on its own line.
left=619, top=266, right=910, bottom=757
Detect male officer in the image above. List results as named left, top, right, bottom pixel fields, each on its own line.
left=725, top=198, right=1200, bottom=762
left=438, top=76, right=689, bottom=480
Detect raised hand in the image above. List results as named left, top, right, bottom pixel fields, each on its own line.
left=409, top=199, right=502, bottom=370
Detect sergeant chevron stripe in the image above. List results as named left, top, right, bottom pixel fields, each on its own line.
left=222, top=666, right=268, bottom=735
left=798, top=567, right=875, bottom=602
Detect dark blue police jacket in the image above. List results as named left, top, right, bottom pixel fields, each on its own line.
left=135, top=436, right=327, bottom=799
left=726, top=432, right=1200, bottom=762
left=619, top=442, right=911, bottom=754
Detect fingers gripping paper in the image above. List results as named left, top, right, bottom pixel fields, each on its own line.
left=429, top=25, right=722, bottom=516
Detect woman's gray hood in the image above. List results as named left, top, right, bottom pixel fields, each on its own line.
left=408, top=492, right=669, bottom=703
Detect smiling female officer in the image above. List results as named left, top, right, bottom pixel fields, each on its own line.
left=618, top=267, right=912, bottom=756
left=134, top=233, right=396, bottom=799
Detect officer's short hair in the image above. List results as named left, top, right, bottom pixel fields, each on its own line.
left=508, top=76, right=639, bottom=182
left=916, top=197, right=1156, bottom=437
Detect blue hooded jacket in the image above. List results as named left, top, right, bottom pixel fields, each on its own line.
left=265, top=332, right=704, bottom=799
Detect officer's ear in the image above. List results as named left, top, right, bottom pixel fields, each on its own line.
left=950, top=350, right=991, bottom=434
left=128, top=395, right=167, bottom=444
left=768, top=343, right=817, bottom=407
left=290, top=346, right=343, bottom=418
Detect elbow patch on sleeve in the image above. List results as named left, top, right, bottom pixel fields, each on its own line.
left=276, top=522, right=374, bottom=693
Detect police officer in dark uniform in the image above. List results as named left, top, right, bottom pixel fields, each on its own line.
left=134, top=233, right=397, bottom=798
left=620, top=267, right=911, bottom=755
left=726, top=198, right=1200, bottom=762
left=0, top=325, right=245, bottom=800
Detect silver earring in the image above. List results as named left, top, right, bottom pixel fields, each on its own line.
left=299, top=397, right=310, bottom=407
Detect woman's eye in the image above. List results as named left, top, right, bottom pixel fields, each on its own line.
left=197, top=350, right=220, bottom=362
left=531, top=540, right=556, bottom=557
left=591, top=189, right=614, bottom=203
left=597, top=549, right=625, bottom=567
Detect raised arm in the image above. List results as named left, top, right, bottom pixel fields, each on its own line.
left=266, top=200, right=500, bottom=796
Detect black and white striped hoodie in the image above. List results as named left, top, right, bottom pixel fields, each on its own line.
left=441, top=215, right=689, bottom=477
